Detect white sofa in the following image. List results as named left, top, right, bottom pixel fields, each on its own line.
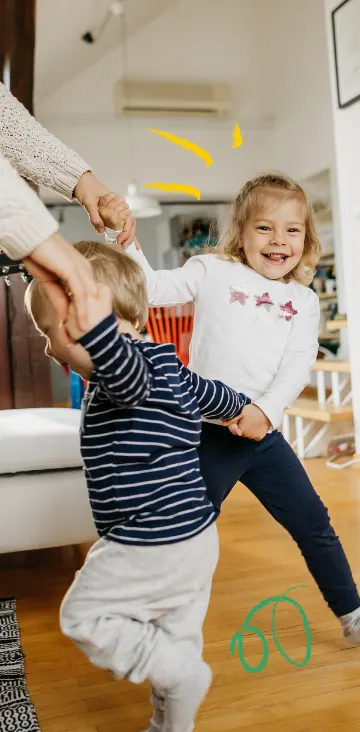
left=0, top=408, right=97, bottom=553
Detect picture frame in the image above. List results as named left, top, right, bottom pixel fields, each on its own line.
left=332, top=0, right=360, bottom=108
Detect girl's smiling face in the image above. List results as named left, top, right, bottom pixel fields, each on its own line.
left=240, top=194, right=306, bottom=281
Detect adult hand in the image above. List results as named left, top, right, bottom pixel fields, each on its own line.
left=74, top=175, right=137, bottom=247
left=24, top=233, right=96, bottom=330
left=73, top=171, right=110, bottom=235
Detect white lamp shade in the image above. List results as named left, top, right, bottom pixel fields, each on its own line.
left=125, top=182, right=162, bottom=219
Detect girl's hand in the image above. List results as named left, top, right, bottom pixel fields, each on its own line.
left=65, top=283, right=113, bottom=342
left=74, top=175, right=137, bottom=247
left=228, top=421, right=243, bottom=437
left=98, top=193, right=139, bottom=250
left=223, top=404, right=271, bottom=441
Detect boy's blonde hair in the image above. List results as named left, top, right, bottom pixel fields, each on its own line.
left=212, top=172, right=321, bottom=286
left=25, top=241, right=149, bottom=330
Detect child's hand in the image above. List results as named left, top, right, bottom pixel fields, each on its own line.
left=224, top=418, right=243, bottom=437
left=223, top=404, right=271, bottom=441
left=98, top=193, right=138, bottom=249
left=64, top=283, right=113, bottom=341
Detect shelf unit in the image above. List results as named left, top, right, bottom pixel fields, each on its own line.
left=283, top=316, right=352, bottom=460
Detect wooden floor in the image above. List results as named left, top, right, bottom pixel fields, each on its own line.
left=2, top=459, right=360, bottom=732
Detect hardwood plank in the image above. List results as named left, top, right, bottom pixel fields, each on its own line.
left=1, top=459, right=360, bottom=731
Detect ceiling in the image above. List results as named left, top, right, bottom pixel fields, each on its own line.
left=35, top=0, right=179, bottom=102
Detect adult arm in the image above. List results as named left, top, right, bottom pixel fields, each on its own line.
left=0, top=82, right=89, bottom=199
left=0, top=148, right=58, bottom=259
left=0, top=83, right=134, bottom=242
left=0, top=150, right=96, bottom=328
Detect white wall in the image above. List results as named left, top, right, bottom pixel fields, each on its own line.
left=34, top=0, right=178, bottom=102
left=36, top=0, right=335, bottom=200
left=35, top=0, right=356, bottom=416
left=36, top=0, right=279, bottom=201
left=324, top=0, right=360, bottom=450
left=37, top=117, right=275, bottom=202
left=270, top=0, right=334, bottom=180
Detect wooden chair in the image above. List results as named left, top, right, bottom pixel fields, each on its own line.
left=146, top=304, right=194, bottom=365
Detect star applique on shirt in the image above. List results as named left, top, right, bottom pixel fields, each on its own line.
left=279, top=300, right=298, bottom=322
left=229, top=286, right=249, bottom=306
left=255, top=292, right=274, bottom=312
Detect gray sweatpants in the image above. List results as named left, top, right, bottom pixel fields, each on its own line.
left=60, top=523, right=219, bottom=731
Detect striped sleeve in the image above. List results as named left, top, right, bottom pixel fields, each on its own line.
left=180, top=365, right=251, bottom=420
left=79, top=313, right=152, bottom=407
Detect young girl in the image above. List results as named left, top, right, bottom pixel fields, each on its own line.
left=99, top=173, right=360, bottom=643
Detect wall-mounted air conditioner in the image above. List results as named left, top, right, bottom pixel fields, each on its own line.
left=114, top=80, right=232, bottom=118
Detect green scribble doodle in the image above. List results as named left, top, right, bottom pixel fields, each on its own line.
left=230, top=585, right=312, bottom=674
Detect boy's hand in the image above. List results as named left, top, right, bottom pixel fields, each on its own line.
left=223, top=404, right=271, bottom=441
left=65, top=283, right=113, bottom=342
left=98, top=193, right=138, bottom=249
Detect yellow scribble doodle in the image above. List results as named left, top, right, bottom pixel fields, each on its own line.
left=149, top=129, right=213, bottom=167
left=144, top=125, right=243, bottom=201
left=231, top=123, right=243, bottom=148
left=143, top=183, right=201, bottom=201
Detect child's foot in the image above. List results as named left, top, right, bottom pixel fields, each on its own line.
left=340, top=606, right=360, bottom=644
left=163, top=660, right=211, bottom=732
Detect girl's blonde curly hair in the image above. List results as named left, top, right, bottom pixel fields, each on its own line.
left=211, top=172, right=321, bottom=286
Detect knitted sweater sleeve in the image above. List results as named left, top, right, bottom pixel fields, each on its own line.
left=0, top=82, right=90, bottom=199
left=0, top=149, right=59, bottom=260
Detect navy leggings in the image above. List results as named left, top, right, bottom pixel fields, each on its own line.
left=198, top=423, right=360, bottom=618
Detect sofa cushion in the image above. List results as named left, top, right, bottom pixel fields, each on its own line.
left=0, top=408, right=82, bottom=474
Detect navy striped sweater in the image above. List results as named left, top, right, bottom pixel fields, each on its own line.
left=79, top=312, right=250, bottom=546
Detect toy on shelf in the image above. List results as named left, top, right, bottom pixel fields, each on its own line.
left=61, top=365, right=87, bottom=409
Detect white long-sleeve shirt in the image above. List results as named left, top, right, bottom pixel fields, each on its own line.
left=127, top=245, right=320, bottom=429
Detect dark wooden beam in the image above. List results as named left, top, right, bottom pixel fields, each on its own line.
left=0, top=0, right=13, bottom=409
left=7, top=0, right=36, bottom=115
left=0, top=0, right=52, bottom=409
left=0, top=281, right=12, bottom=409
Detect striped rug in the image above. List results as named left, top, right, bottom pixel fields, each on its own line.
left=0, top=598, right=40, bottom=732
